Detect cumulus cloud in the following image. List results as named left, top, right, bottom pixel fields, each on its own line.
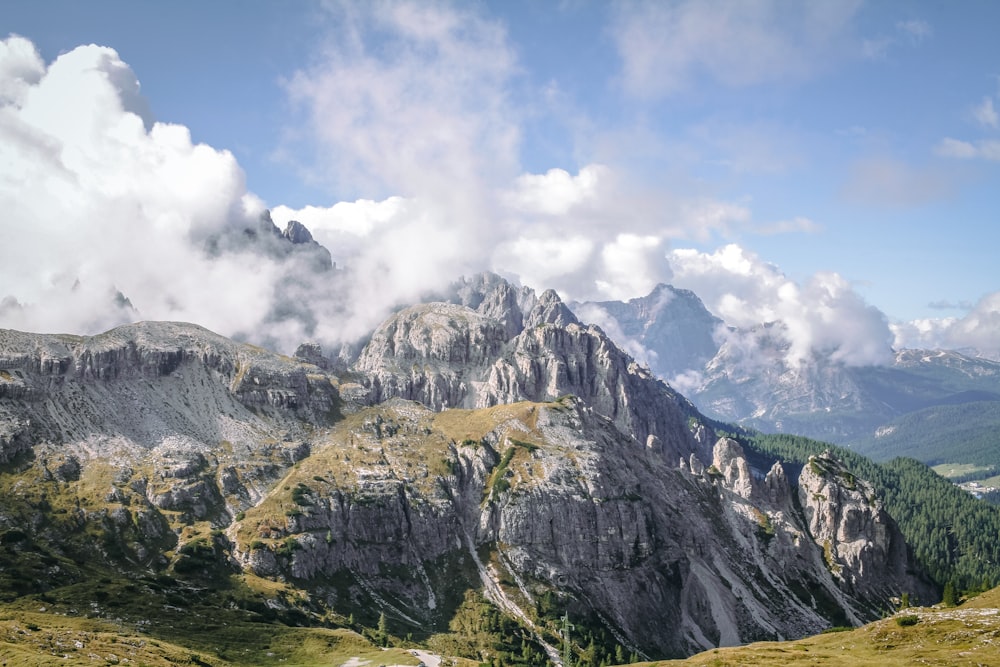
left=504, top=165, right=607, bottom=216
left=667, top=244, right=893, bottom=367
left=610, top=0, right=861, bottom=98
left=0, top=36, right=348, bottom=350
left=892, top=291, right=1000, bottom=360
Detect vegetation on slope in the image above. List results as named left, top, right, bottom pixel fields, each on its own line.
left=850, top=400, right=1000, bottom=466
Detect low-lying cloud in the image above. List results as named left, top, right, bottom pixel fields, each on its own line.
left=667, top=245, right=894, bottom=367
left=892, top=292, right=1000, bottom=360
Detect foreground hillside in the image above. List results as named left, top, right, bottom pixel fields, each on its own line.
left=654, top=586, right=1000, bottom=666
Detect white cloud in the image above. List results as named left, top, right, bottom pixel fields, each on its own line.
left=973, top=97, right=999, bottom=129
left=935, top=138, right=1000, bottom=161
left=893, top=292, right=1000, bottom=360
left=505, top=165, right=607, bottom=216
left=0, top=34, right=44, bottom=106
left=0, top=36, right=338, bottom=349
left=285, top=1, right=520, bottom=203
left=668, top=244, right=893, bottom=367
left=595, top=234, right=670, bottom=301
left=895, top=19, right=931, bottom=42
left=610, top=0, right=861, bottom=98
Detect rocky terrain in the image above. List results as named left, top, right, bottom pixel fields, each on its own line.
left=0, top=273, right=942, bottom=663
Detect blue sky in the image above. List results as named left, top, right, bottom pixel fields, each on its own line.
left=1, top=1, right=998, bottom=359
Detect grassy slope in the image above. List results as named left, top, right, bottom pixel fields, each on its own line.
left=644, top=587, right=1000, bottom=666
left=0, top=571, right=470, bottom=666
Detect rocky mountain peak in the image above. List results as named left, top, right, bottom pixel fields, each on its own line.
left=282, top=219, right=314, bottom=244
left=572, top=284, right=722, bottom=379
left=353, top=275, right=711, bottom=465
left=798, top=452, right=932, bottom=603
left=525, top=288, right=579, bottom=329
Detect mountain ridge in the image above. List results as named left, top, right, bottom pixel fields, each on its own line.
left=0, top=279, right=939, bottom=661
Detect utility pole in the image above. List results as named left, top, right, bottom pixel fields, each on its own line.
left=561, top=612, right=573, bottom=667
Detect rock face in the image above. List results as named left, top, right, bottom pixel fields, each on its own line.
left=0, top=285, right=936, bottom=659
left=0, top=321, right=341, bottom=551
left=798, top=452, right=923, bottom=602
left=355, top=273, right=709, bottom=465
left=225, top=398, right=933, bottom=658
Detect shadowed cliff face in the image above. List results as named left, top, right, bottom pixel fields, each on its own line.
left=0, top=294, right=935, bottom=660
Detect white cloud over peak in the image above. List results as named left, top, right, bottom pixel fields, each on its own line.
left=0, top=36, right=334, bottom=348
left=505, top=165, right=607, bottom=216
left=668, top=244, right=893, bottom=367
left=892, top=291, right=1000, bottom=360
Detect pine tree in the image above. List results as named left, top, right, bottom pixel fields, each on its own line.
left=377, top=611, right=389, bottom=645
left=942, top=581, right=958, bottom=606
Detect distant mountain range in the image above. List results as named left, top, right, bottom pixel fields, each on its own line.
left=574, top=286, right=1000, bottom=469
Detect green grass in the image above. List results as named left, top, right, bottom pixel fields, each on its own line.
left=932, top=462, right=993, bottom=479
left=0, top=570, right=449, bottom=666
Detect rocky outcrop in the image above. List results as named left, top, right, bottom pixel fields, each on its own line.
left=798, top=452, right=932, bottom=605
left=354, top=275, right=710, bottom=465
left=0, top=321, right=340, bottom=423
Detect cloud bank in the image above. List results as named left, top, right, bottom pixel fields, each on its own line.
left=667, top=245, right=894, bottom=367
left=1, top=15, right=996, bottom=368
left=891, top=292, right=1000, bottom=360
left=0, top=36, right=280, bottom=338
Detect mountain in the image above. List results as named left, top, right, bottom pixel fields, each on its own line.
left=574, top=286, right=1000, bottom=455
left=570, top=284, right=723, bottom=379
left=0, top=276, right=939, bottom=662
